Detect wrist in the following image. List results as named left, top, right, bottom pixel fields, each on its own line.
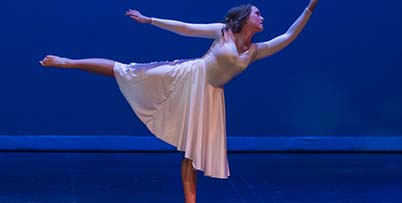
left=307, top=3, right=317, bottom=12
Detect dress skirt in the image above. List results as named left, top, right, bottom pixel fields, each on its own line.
left=113, top=58, right=229, bottom=179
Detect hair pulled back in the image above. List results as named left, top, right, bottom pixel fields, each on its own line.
left=222, top=4, right=253, bottom=33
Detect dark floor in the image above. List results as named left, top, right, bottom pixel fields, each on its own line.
left=0, top=152, right=401, bottom=203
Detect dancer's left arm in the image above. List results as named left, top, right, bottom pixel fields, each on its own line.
left=252, top=0, right=318, bottom=62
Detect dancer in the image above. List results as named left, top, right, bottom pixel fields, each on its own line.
left=40, top=1, right=318, bottom=202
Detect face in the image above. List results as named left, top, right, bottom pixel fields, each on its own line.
left=246, top=6, right=264, bottom=32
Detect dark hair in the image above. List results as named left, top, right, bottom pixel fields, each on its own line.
left=223, top=4, right=253, bottom=33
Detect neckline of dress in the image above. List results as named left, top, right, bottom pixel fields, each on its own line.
left=238, top=44, right=254, bottom=55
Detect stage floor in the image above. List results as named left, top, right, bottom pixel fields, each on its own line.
left=0, top=152, right=401, bottom=203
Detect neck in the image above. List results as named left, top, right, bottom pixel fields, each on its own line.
left=234, top=28, right=254, bottom=53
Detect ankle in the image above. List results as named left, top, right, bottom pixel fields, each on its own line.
left=184, top=195, right=196, bottom=203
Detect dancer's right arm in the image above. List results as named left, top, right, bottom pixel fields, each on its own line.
left=126, top=9, right=224, bottom=39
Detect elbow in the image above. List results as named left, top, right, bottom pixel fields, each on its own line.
left=283, top=32, right=293, bottom=40
left=178, top=24, right=194, bottom=37
left=285, top=27, right=304, bottom=41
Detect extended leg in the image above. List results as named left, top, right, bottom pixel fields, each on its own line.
left=181, top=158, right=197, bottom=203
left=40, top=55, right=116, bottom=77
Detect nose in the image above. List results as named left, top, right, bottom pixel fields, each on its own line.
left=261, top=16, right=264, bottom=21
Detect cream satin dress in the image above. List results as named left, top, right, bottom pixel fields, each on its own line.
left=114, top=8, right=312, bottom=179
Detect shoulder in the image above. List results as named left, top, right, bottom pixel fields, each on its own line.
left=249, top=43, right=258, bottom=55
left=248, top=43, right=261, bottom=62
left=210, top=23, right=225, bottom=38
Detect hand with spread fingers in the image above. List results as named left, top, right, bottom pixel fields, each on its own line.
left=125, top=9, right=152, bottom=24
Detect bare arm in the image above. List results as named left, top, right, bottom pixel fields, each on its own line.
left=252, top=0, right=318, bottom=61
left=125, top=9, right=224, bottom=39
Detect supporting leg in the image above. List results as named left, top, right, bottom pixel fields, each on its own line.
left=181, top=158, right=197, bottom=203
left=40, top=55, right=116, bottom=77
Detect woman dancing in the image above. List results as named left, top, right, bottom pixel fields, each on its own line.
left=40, top=0, right=318, bottom=202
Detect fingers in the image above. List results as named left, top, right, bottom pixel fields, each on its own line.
left=39, top=56, right=48, bottom=66
left=39, top=55, right=51, bottom=66
left=125, top=9, right=139, bottom=16
left=125, top=9, right=139, bottom=20
left=127, top=15, right=140, bottom=21
left=222, top=28, right=234, bottom=42
left=125, top=10, right=133, bottom=16
left=125, top=9, right=149, bottom=23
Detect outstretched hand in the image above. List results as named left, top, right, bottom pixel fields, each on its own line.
left=308, top=0, right=318, bottom=11
left=125, top=9, right=152, bottom=24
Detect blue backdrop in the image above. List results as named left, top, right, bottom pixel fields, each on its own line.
left=1, top=0, right=401, bottom=138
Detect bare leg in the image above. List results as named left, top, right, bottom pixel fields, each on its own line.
left=181, top=158, right=197, bottom=203
left=40, top=55, right=116, bottom=77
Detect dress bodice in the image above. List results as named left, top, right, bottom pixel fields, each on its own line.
left=202, top=37, right=256, bottom=87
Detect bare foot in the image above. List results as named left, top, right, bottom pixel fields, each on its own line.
left=39, top=55, right=71, bottom=68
